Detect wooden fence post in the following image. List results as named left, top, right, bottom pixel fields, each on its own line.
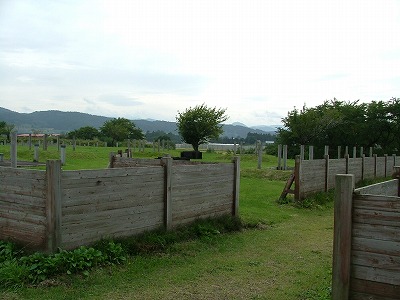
left=11, top=131, right=17, bottom=168
left=28, top=133, right=32, bottom=150
left=161, top=156, right=172, bottom=230
left=337, top=146, right=341, bottom=159
left=233, top=156, right=240, bottom=216
left=294, top=155, right=301, bottom=201
left=324, top=154, right=329, bottom=192
left=43, top=134, right=48, bottom=151
left=374, top=154, right=377, bottom=178
left=353, top=146, right=357, bottom=158
left=277, top=144, right=282, bottom=170
left=361, top=154, right=365, bottom=180
left=309, top=145, right=314, bottom=160
left=283, top=145, right=288, bottom=170
left=34, top=144, right=39, bottom=162
left=257, top=140, right=262, bottom=169
left=45, top=160, right=62, bottom=253
left=345, top=154, right=349, bottom=174
left=332, top=174, right=354, bottom=300
left=60, top=145, right=66, bottom=165
left=300, top=145, right=305, bottom=160
left=384, top=154, right=389, bottom=177
left=324, top=145, right=329, bottom=156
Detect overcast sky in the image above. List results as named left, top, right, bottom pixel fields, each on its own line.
left=0, top=0, right=399, bottom=126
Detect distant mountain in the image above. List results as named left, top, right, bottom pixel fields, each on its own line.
left=251, top=125, right=281, bottom=132
left=0, top=107, right=274, bottom=138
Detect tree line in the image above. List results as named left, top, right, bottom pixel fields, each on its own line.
left=276, top=98, right=400, bottom=158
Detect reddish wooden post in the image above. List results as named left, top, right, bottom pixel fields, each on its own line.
left=332, top=174, right=354, bottom=300
left=45, top=160, right=62, bottom=253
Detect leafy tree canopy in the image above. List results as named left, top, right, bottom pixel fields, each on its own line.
left=176, top=104, right=228, bottom=151
left=67, top=126, right=99, bottom=140
left=277, top=98, right=400, bottom=157
left=0, top=121, right=15, bottom=141
left=100, top=118, right=144, bottom=147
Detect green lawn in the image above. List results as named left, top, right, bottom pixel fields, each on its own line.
left=0, top=145, right=332, bottom=300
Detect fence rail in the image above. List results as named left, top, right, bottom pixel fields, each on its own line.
left=0, top=156, right=240, bottom=253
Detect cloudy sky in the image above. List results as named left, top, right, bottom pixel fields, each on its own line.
left=0, top=0, right=399, bottom=126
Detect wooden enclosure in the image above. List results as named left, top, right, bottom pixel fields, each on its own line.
left=0, top=156, right=240, bottom=253
left=295, top=154, right=396, bottom=200
left=332, top=175, right=400, bottom=299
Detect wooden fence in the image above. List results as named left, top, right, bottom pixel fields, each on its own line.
left=294, top=154, right=396, bottom=201
left=0, top=156, right=240, bottom=253
left=332, top=175, right=400, bottom=299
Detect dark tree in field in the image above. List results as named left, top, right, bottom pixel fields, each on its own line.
left=0, top=121, right=15, bottom=142
left=176, top=104, right=228, bottom=152
left=67, top=126, right=99, bottom=140
left=100, top=118, right=144, bottom=147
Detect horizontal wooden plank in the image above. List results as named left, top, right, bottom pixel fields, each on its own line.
left=0, top=167, right=45, bottom=179
left=62, top=171, right=164, bottom=189
left=0, top=209, right=46, bottom=225
left=173, top=211, right=231, bottom=227
left=60, top=222, right=163, bottom=249
left=0, top=183, right=46, bottom=198
left=352, top=237, right=400, bottom=256
left=0, top=202, right=45, bottom=216
left=0, top=229, right=45, bottom=248
left=62, top=202, right=164, bottom=224
left=0, top=218, right=45, bottom=235
left=62, top=181, right=164, bottom=202
left=62, top=194, right=164, bottom=215
left=174, top=198, right=232, bottom=215
left=173, top=203, right=232, bottom=221
left=62, top=213, right=163, bottom=239
left=353, top=208, right=400, bottom=227
left=172, top=191, right=232, bottom=205
left=352, top=223, right=400, bottom=242
left=0, top=192, right=46, bottom=207
left=353, top=196, right=400, bottom=212
left=352, top=264, right=400, bottom=286
left=62, top=166, right=163, bottom=180
left=352, top=250, right=400, bottom=271
left=351, top=277, right=400, bottom=299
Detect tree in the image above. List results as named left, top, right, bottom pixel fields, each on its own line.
left=100, top=118, right=144, bottom=147
left=176, top=103, right=228, bottom=151
left=0, top=121, right=15, bottom=142
left=276, top=98, right=400, bottom=157
left=67, top=126, right=99, bottom=140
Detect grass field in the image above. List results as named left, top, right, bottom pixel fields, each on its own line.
left=0, top=145, right=333, bottom=299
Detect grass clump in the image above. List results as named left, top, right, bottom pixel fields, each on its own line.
left=0, top=216, right=243, bottom=288
left=0, top=241, right=126, bottom=288
left=115, top=215, right=243, bottom=255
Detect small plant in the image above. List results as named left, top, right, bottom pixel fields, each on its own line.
left=0, top=241, right=127, bottom=286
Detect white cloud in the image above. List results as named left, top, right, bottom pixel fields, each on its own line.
left=0, top=0, right=399, bottom=126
